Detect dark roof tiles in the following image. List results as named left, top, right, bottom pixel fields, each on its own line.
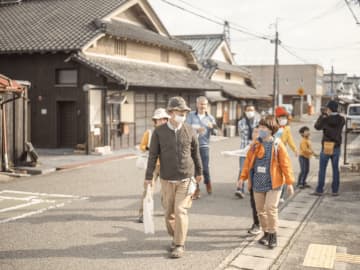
left=0, top=0, right=127, bottom=53
left=72, top=53, right=221, bottom=90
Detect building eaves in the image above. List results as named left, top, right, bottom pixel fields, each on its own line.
left=71, top=53, right=221, bottom=91
left=105, top=20, right=192, bottom=52
left=216, top=81, right=270, bottom=100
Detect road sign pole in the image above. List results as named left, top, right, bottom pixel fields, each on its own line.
left=300, top=95, right=303, bottom=121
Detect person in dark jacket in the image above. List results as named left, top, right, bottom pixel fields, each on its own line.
left=145, top=96, right=203, bottom=259
left=312, top=100, right=345, bottom=196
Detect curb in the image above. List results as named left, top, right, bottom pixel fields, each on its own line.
left=0, top=153, right=137, bottom=181
left=55, top=153, right=136, bottom=171
left=217, top=176, right=321, bottom=270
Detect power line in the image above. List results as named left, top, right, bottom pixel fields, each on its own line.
left=169, top=0, right=272, bottom=38
left=344, top=0, right=360, bottom=24
left=279, top=44, right=309, bottom=64
left=283, top=0, right=346, bottom=33
left=158, top=0, right=272, bottom=41
left=281, top=41, right=360, bottom=51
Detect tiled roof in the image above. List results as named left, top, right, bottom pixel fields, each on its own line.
left=175, top=34, right=224, bottom=61
left=71, top=53, right=221, bottom=90
left=0, top=0, right=127, bottom=53
left=216, top=81, right=271, bottom=100
left=199, top=59, right=251, bottom=79
left=105, top=20, right=192, bottom=52
left=205, top=91, right=228, bottom=102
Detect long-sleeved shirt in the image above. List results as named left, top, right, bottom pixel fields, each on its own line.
left=314, top=113, right=345, bottom=147
left=140, top=129, right=160, bottom=166
left=238, top=115, right=260, bottom=150
left=279, top=125, right=297, bottom=154
left=186, top=111, right=217, bottom=148
left=299, top=137, right=315, bottom=158
left=145, top=122, right=203, bottom=181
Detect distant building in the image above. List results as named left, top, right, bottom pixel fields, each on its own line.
left=177, top=34, right=270, bottom=132
left=244, top=64, right=324, bottom=115
left=323, top=73, right=360, bottom=112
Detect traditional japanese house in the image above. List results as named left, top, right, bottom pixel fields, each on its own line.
left=0, top=0, right=220, bottom=152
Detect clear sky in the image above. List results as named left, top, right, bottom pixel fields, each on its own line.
left=149, top=0, right=360, bottom=76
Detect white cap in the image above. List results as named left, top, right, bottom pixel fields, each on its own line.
left=152, top=108, right=170, bottom=120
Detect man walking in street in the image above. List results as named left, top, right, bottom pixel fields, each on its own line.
left=145, top=96, right=203, bottom=259
left=235, top=104, right=261, bottom=199
left=312, top=100, right=345, bottom=196
left=187, top=96, right=218, bottom=198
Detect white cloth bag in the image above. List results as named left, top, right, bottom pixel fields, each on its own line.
left=143, top=185, right=155, bottom=234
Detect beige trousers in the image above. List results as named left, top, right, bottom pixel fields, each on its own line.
left=161, top=179, right=193, bottom=246
left=139, top=164, right=162, bottom=216
left=254, top=189, right=282, bottom=233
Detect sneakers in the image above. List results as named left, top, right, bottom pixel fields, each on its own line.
left=303, top=184, right=312, bottom=188
left=268, top=233, right=277, bottom=249
left=206, top=182, right=212, bottom=195
left=169, top=242, right=176, bottom=252
left=258, top=232, right=269, bottom=245
left=137, top=215, right=143, bottom=223
left=331, top=192, right=339, bottom=196
left=235, top=189, right=244, bottom=199
left=192, top=186, right=201, bottom=200
left=170, top=245, right=185, bottom=259
left=248, top=224, right=261, bottom=235
left=279, top=198, right=285, bottom=204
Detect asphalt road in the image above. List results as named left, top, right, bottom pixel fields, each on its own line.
left=0, top=118, right=327, bottom=270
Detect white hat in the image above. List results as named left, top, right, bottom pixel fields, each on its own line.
left=152, top=108, right=170, bottom=120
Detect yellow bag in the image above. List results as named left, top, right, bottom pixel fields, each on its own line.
left=323, top=141, right=335, bottom=155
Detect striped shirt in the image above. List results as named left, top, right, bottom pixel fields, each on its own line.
left=238, top=115, right=260, bottom=149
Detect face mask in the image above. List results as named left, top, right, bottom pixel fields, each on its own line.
left=258, top=129, right=269, bottom=139
left=174, top=114, right=186, bottom=124
left=279, top=119, right=287, bottom=126
left=245, top=111, right=255, bottom=119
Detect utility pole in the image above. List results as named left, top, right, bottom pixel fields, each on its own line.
left=223, top=21, right=231, bottom=48
left=271, top=20, right=280, bottom=115
left=331, top=65, right=334, bottom=99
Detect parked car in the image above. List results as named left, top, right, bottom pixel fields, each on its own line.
left=346, top=103, right=360, bottom=130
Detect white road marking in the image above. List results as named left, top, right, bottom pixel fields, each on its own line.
left=0, top=195, right=37, bottom=201
left=0, top=199, right=42, bottom=213
left=0, top=190, right=81, bottom=198
left=0, top=190, right=88, bottom=224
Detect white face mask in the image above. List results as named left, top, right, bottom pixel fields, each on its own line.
left=174, top=114, right=186, bottom=124
left=245, top=111, right=255, bottom=119
left=279, top=119, right=288, bottom=126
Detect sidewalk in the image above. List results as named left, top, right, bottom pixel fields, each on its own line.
left=218, top=172, right=360, bottom=270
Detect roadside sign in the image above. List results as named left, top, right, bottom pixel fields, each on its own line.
left=297, top=88, right=305, bottom=96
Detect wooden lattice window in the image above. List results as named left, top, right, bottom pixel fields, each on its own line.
left=160, top=49, right=169, bottom=63
left=114, top=39, right=127, bottom=56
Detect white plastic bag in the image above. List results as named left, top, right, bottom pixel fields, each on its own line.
left=143, top=184, right=155, bottom=234
left=136, top=153, right=148, bottom=170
